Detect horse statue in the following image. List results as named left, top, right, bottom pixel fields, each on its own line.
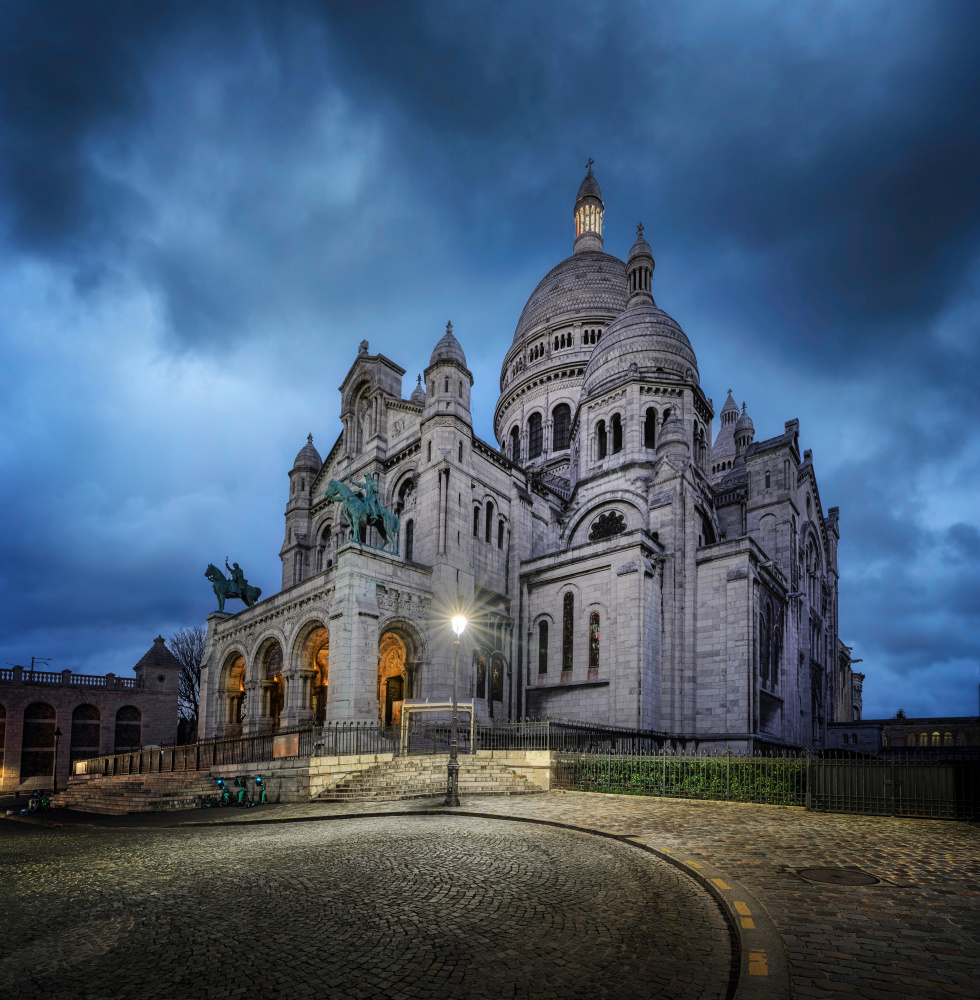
left=205, top=562, right=261, bottom=613
left=324, top=476, right=400, bottom=555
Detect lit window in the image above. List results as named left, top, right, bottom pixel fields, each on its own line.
left=589, top=612, right=600, bottom=669
left=562, top=593, right=574, bottom=672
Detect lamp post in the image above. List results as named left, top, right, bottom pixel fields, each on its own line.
left=52, top=727, right=63, bottom=795
left=445, top=615, right=467, bottom=807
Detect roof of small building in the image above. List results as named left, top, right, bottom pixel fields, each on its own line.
left=735, top=403, right=754, bottom=434
left=135, top=636, right=181, bottom=672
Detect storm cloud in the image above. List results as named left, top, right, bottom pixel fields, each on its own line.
left=1, top=0, right=978, bottom=718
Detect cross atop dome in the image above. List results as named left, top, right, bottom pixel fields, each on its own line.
left=586, top=156, right=594, bottom=173
left=637, top=221, right=644, bottom=237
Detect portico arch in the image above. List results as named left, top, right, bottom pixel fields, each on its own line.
left=291, top=620, right=329, bottom=726
left=377, top=621, right=425, bottom=726
left=218, top=650, right=247, bottom=738
left=253, top=637, right=285, bottom=732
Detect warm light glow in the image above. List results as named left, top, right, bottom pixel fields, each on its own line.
left=451, top=615, right=467, bottom=636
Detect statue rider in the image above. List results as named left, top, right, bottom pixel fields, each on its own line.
left=349, top=471, right=383, bottom=525
left=225, top=558, right=247, bottom=598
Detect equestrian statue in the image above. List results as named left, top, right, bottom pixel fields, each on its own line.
left=323, top=466, right=400, bottom=555
left=205, top=559, right=262, bottom=612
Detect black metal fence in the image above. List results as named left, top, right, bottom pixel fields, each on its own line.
left=553, top=750, right=979, bottom=819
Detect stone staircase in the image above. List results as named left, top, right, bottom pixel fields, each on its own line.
left=50, top=772, right=221, bottom=815
left=317, top=755, right=543, bottom=802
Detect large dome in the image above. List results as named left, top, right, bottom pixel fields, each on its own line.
left=581, top=300, right=699, bottom=396
left=512, top=251, right=626, bottom=344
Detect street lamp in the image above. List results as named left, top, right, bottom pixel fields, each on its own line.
left=52, top=727, right=63, bottom=795
left=445, top=615, right=467, bottom=807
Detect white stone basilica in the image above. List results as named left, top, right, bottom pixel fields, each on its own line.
left=199, top=165, right=862, bottom=751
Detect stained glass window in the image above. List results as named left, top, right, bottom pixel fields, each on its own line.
left=538, top=621, right=548, bottom=674
left=491, top=658, right=504, bottom=702
left=552, top=404, right=571, bottom=451
left=562, top=593, right=574, bottom=671
left=475, top=653, right=487, bottom=699
left=589, top=612, right=600, bottom=669
left=528, top=413, right=543, bottom=459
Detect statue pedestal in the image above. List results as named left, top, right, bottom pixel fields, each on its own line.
left=207, top=611, right=233, bottom=622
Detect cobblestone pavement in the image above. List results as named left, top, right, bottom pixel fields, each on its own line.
left=0, top=812, right=733, bottom=1000
left=174, top=792, right=980, bottom=999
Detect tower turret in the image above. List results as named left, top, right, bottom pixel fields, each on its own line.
left=626, top=222, right=655, bottom=305
left=422, top=321, right=473, bottom=426
left=734, top=402, right=755, bottom=459
left=573, top=158, right=604, bottom=254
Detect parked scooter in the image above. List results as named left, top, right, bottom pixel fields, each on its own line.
left=234, top=776, right=254, bottom=807
left=21, top=790, right=50, bottom=815
left=202, top=777, right=232, bottom=808
left=253, top=775, right=267, bottom=805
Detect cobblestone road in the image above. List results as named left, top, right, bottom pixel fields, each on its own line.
left=157, top=791, right=979, bottom=999
left=0, top=813, right=733, bottom=1000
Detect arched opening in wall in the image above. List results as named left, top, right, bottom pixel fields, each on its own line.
left=474, top=650, right=488, bottom=699
left=562, top=593, right=574, bottom=673
left=114, top=706, right=141, bottom=752
left=510, top=426, right=521, bottom=463
left=21, top=702, right=56, bottom=781
left=611, top=413, right=623, bottom=453
left=70, top=704, right=101, bottom=762
left=759, top=613, right=769, bottom=687
left=644, top=407, right=656, bottom=448
left=485, top=501, right=494, bottom=543
left=404, top=519, right=415, bottom=562
left=596, top=420, right=607, bottom=460
left=497, top=519, right=504, bottom=549
left=490, top=653, right=505, bottom=706
left=473, top=505, right=481, bottom=537
left=588, top=612, right=600, bottom=676
left=538, top=621, right=549, bottom=676
left=552, top=404, right=571, bottom=451
left=257, top=640, right=285, bottom=731
left=221, top=652, right=246, bottom=733
left=771, top=627, right=781, bottom=689
left=528, top=413, right=543, bottom=459
left=906, top=733, right=916, bottom=747
left=699, top=509, right=716, bottom=547
left=299, top=624, right=329, bottom=725
left=353, top=383, right=372, bottom=455
left=379, top=632, right=408, bottom=726
left=317, top=524, right=333, bottom=571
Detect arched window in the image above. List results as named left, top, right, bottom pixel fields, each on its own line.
left=919, top=732, right=928, bottom=747
left=485, top=501, right=494, bottom=543
left=528, top=413, right=543, bottom=459
left=552, top=404, right=571, bottom=451
left=404, top=519, right=414, bottom=562
left=444, top=377, right=449, bottom=392
left=70, top=704, right=101, bottom=762
left=427, top=441, right=432, bottom=462
left=538, top=621, right=548, bottom=675
left=589, top=612, right=600, bottom=669
left=491, top=655, right=504, bottom=702
left=597, top=420, right=607, bottom=460
left=475, top=652, right=487, bottom=699
left=114, top=706, right=142, bottom=752
left=562, top=593, right=574, bottom=672
left=956, top=731, right=967, bottom=746
left=843, top=734, right=849, bottom=745
left=458, top=441, right=463, bottom=461
left=906, top=733, right=916, bottom=747
left=554, top=336, right=559, bottom=350
left=759, top=613, right=769, bottom=686
left=473, top=506, right=481, bottom=537
left=771, top=627, right=781, bottom=687
left=497, top=520, right=504, bottom=549
left=931, top=731, right=940, bottom=747
left=644, top=408, right=656, bottom=448
left=611, top=413, right=623, bottom=453
left=510, top=426, right=521, bottom=463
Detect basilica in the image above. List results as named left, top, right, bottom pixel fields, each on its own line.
left=199, top=165, right=863, bottom=752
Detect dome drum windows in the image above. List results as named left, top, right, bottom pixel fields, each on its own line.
left=596, top=420, right=607, bottom=460
left=527, top=413, right=543, bottom=460
left=611, top=413, right=623, bottom=454
left=509, top=426, right=521, bottom=463
left=552, top=404, right=571, bottom=451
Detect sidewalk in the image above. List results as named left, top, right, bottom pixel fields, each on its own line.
left=6, top=790, right=979, bottom=998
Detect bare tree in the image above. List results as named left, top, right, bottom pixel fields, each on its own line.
left=167, top=625, right=207, bottom=727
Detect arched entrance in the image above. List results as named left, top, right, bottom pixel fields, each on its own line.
left=379, top=632, right=407, bottom=726
left=21, top=702, right=56, bottom=782
left=70, top=704, right=101, bottom=762
left=256, top=639, right=285, bottom=731
left=220, top=652, right=246, bottom=737
left=297, top=624, right=329, bottom=724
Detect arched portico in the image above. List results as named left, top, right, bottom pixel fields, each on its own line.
left=286, top=620, right=329, bottom=727
left=377, top=620, right=425, bottom=726
left=217, top=649, right=247, bottom=738
left=251, top=637, right=285, bottom=733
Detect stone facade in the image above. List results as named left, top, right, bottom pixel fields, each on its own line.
left=199, top=166, right=860, bottom=751
left=0, top=637, right=180, bottom=792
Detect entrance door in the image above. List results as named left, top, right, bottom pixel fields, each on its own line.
left=385, top=675, right=404, bottom=725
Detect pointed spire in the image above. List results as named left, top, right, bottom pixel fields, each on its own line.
left=626, top=220, right=655, bottom=304
left=574, top=160, right=604, bottom=253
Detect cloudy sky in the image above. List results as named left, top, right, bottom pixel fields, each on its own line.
left=1, top=1, right=978, bottom=720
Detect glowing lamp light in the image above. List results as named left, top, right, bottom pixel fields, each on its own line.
left=451, top=615, right=467, bottom=637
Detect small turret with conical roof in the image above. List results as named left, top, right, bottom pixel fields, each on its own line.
left=734, top=402, right=755, bottom=460
left=410, top=374, right=426, bottom=405
left=573, top=158, right=604, bottom=254
left=626, top=222, right=655, bottom=305
left=423, top=321, right=473, bottom=426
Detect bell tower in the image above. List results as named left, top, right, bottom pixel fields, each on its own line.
left=573, top=158, right=604, bottom=253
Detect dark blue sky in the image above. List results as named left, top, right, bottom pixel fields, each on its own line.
left=1, top=1, right=978, bottom=719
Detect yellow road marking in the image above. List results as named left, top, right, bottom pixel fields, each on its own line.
left=733, top=901, right=751, bottom=916
left=741, top=917, right=756, bottom=929
left=687, top=861, right=703, bottom=868
left=711, top=878, right=731, bottom=889
left=748, top=949, right=768, bottom=976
